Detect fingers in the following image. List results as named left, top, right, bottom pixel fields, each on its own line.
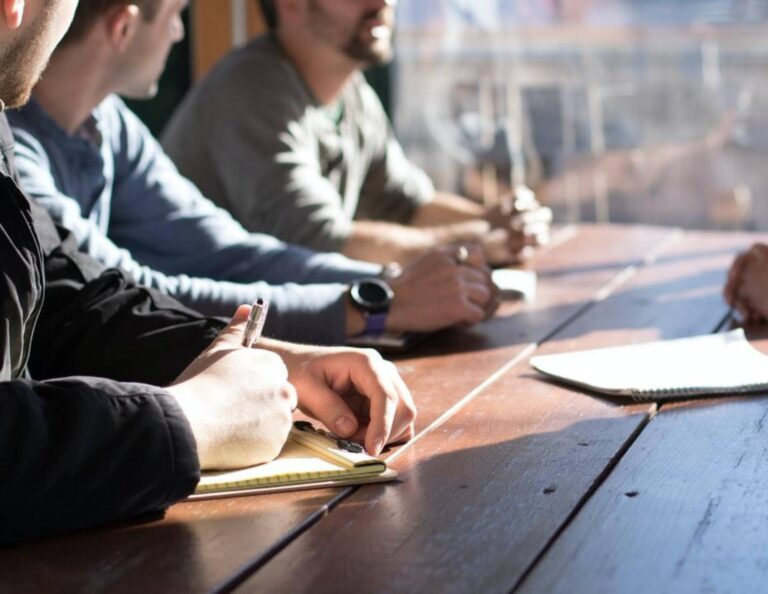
left=339, top=352, right=416, bottom=455
left=364, top=379, right=397, bottom=456
left=294, top=350, right=417, bottom=455
left=462, top=244, right=487, bottom=269
left=513, top=206, right=553, bottom=228
left=231, top=304, right=252, bottom=324
left=483, top=207, right=551, bottom=265
left=299, top=381, right=360, bottom=439
left=455, top=264, right=496, bottom=322
left=282, top=381, right=299, bottom=412
left=462, top=276, right=492, bottom=309
left=436, top=242, right=486, bottom=268
left=484, top=278, right=502, bottom=319
left=385, top=361, right=417, bottom=443
left=511, top=208, right=552, bottom=247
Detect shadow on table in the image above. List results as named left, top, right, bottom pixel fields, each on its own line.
left=403, top=266, right=732, bottom=359
left=255, top=397, right=765, bottom=594
left=0, top=395, right=755, bottom=594
left=0, top=487, right=347, bottom=594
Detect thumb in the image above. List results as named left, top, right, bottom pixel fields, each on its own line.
left=231, top=303, right=251, bottom=324
left=215, top=304, right=252, bottom=346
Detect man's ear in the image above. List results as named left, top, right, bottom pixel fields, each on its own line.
left=103, top=3, right=141, bottom=51
left=3, top=0, right=25, bottom=30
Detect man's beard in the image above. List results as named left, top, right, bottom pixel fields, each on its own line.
left=342, top=30, right=393, bottom=66
left=0, top=6, right=57, bottom=109
left=308, top=1, right=394, bottom=67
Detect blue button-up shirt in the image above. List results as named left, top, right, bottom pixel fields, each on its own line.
left=9, top=95, right=381, bottom=344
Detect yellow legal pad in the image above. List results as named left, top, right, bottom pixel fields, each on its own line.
left=190, top=422, right=398, bottom=500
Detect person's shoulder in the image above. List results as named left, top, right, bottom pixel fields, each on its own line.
left=168, top=34, right=314, bottom=141
left=7, top=99, right=52, bottom=136
left=7, top=100, right=58, bottom=161
left=199, top=34, right=302, bottom=101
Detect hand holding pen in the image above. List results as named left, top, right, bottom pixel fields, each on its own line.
left=237, top=297, right=416, bottom=456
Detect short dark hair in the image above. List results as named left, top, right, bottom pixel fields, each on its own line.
left=258, top=0, right=278, bottom=30
left=61, top=0, right=162, bottom=45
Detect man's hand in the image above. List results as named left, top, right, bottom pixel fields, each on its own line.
left=261, top=340, right=417, bottom=456
left=724, top=243, right=768, bottom=322
left=381, top=245, right=500, bottom=333
left=167, top=305, right=297, bottom=470
left=484, top=186, right=552, bottom=265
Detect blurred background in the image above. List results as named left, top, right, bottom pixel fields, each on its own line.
left=141, top=0, right=768, bottom=232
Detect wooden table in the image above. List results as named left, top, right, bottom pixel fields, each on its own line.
left=4, top=224, right=767, bottom=594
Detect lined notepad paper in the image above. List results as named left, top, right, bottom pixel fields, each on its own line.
left=530, top=329, right=768, bottom=401
left=193, top=424, right=396, bottom=498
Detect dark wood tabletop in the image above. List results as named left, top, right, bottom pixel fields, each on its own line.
left=3, top=224, right=767, bottom=594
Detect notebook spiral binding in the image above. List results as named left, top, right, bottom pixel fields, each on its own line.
left=629, top=382, right=768, bottom=403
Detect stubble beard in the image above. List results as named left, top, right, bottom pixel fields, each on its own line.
left=308, top=0, right=394, bottom=67
left=0, top=5, right=57, bottom=109
left=342, top=31, right=393, bottom=66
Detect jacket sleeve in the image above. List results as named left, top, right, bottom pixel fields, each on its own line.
left=0, top=180, right=205, bottom=545
left=0, top=377, right=199, bottom=546
left=28, top=198, right=226, bottom=385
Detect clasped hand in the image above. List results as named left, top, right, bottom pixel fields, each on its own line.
left=484, top=185, right=553, bottom=265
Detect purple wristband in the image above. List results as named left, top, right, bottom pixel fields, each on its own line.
left=364, top=312, right=388, bottom=335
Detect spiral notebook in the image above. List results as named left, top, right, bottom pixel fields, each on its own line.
left=530, top=329, right=768, bottom=401
left=190, top=422, right=397, bottom=500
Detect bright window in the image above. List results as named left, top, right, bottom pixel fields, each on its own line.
left=393, top=0, right=768, bottom=230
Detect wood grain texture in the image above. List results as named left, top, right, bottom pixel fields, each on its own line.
left=237, top=230, right=759, bottom=594
left=517, top=390, right=768, bottom=594
left=0, top=225, right=697, bottom=593
left=190, top=0, right=266, bottom=81
left=190, top=0, right=233, bottom=81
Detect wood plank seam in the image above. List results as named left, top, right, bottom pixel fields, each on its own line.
left=514, top=252, right=739, bottom=592
left=389, top=228, right=685, bottom=467
left=510, top=403, right=659, bottom=593
left=210, top=489, right=352, bottom=594
left=386, top=343, right=539, bottom=465
left=216, top=228, right=687, bottom=588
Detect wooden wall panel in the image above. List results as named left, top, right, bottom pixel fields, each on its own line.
left=191, top=0, right=266, bottom=81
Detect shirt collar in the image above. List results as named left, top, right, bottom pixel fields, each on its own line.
left=20, top=97, right=103, bottom=152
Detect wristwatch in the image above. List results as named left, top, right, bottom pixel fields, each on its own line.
left=348, top=278, right=394, bottom=335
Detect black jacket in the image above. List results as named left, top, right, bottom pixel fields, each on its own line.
left=0, top=114, right=225, bottom=545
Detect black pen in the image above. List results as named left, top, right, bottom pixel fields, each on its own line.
left=242, top=298, right=269, bottom=348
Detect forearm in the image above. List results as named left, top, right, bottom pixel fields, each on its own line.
left=409, top=192, right=486, bottom=227
left=342, top=220, right=436, bottom=264
left=344, top=218, right=492, bottom=265
left=33, top=243, right=225, bottom=385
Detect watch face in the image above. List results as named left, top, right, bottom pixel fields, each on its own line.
left=351, top=278, right=393, bottom=313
